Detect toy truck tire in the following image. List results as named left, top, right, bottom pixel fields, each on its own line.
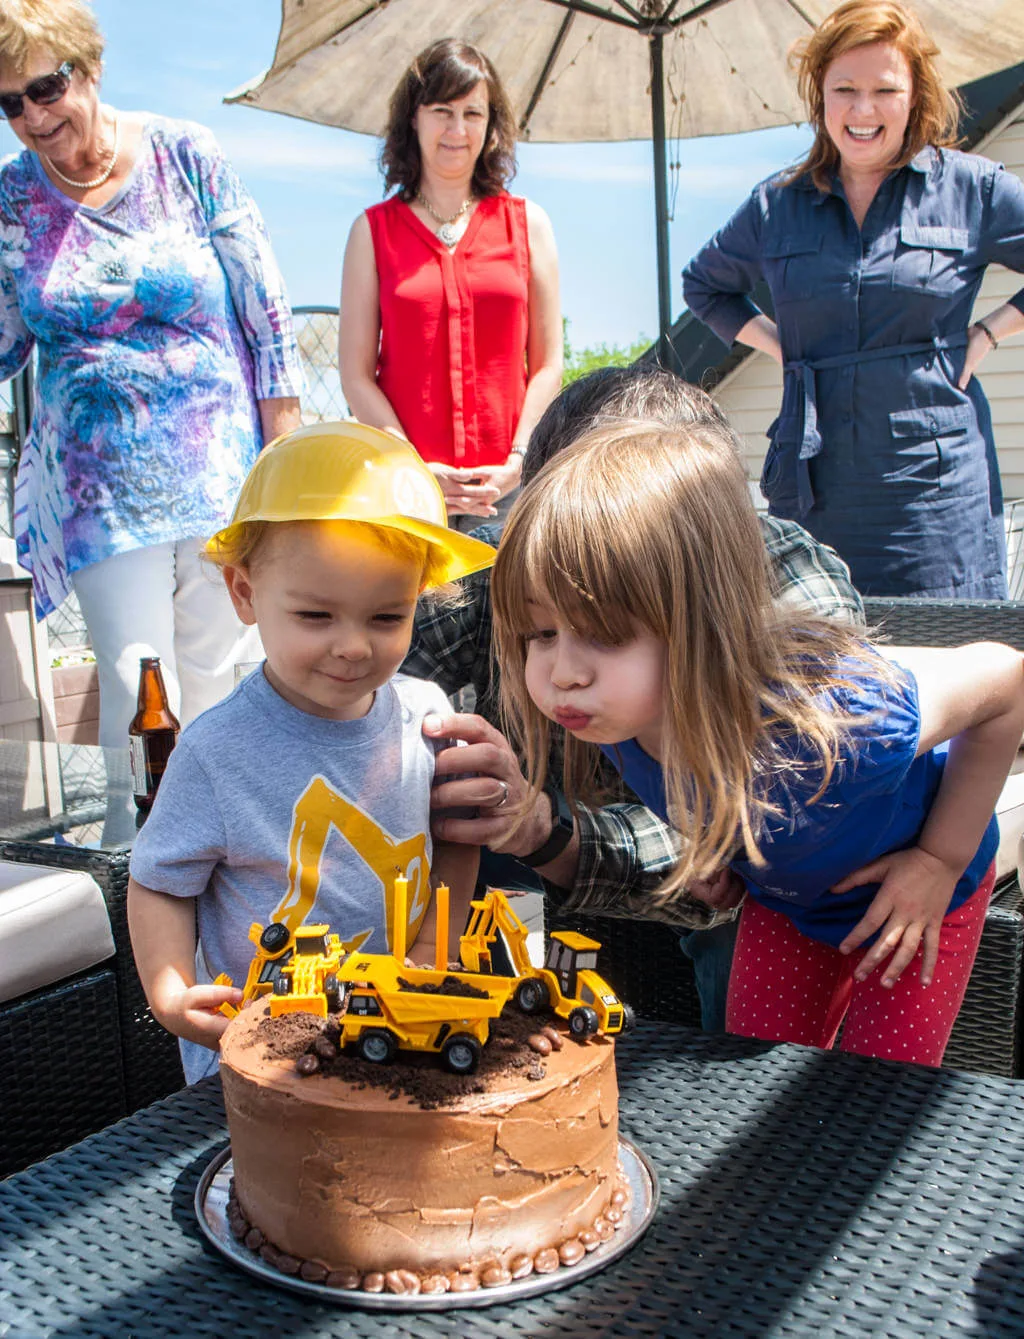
left=515, top=978, right=549, bottom=1014
left=358, top=1029, right=398, bottom=1065
left=273, top=975, right=292, bottom=996
left=323, top=973, right=342, bottom=1013
left=260, top=923, right=290, bottom=954
left=441, top=1033, right=482, bottom=1076
left=568, top=1006, right=599, bottom=1037
left=621, top=1002, right=637, bottom=1032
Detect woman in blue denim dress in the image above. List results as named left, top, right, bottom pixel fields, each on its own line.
left=683, top=0, right=1024, bottom=599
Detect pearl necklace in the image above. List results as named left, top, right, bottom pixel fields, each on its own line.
left=44, top=115, right=120, bottom=190
left=416, top=191, right=473, bottom=247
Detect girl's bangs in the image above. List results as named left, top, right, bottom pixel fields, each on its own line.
left=504, top=496, right=655, bottom=647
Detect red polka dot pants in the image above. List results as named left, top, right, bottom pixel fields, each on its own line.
left=725, top=863, right=995, bottom=1067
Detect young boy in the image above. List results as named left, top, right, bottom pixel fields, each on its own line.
left=127, top=422, right=495, bottom=1083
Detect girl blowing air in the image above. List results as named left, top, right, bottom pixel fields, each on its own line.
left=490, top=419, right=1024, bottom=1066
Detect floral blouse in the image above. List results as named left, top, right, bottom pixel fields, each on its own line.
left=0, top=115, right=303, bottom=616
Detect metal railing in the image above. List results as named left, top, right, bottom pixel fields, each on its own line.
left=1006, top=498, right=1024, bottom=600
left=294, top=305, right=347, bottom=423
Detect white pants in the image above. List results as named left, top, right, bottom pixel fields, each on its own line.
left=71, top=539, right=262, bottom=749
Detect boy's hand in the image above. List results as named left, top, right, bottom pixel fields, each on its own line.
left=156, top=983, right=243, bottom=1050
left=832, top=846, right=959, bottom=987
left=403, top=948, right=462, bottom=971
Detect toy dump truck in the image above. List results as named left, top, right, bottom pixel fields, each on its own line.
left=216, top=879, right=514, bottom=1072
left=332, top=955, right=513, bottom=1074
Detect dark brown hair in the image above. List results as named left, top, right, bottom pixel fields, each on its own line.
left=788, top=0, right=961, bottom=191
left=380, top=39, right=517, bottom=200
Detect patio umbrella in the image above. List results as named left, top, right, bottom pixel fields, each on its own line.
left=227, top=0, right=1024, bottom=366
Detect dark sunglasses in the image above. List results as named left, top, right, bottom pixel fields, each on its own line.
left=0, top=60, right=74, bottom=121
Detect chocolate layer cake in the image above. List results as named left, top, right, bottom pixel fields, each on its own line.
left=219, top=1000, right=627, bottom=1293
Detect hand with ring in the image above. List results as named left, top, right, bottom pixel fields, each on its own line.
left=423, top=712, right=554, bottom=856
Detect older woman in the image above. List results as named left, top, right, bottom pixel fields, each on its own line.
left=683, top=0, right=1024, bottom=599
left=0, top=0, right=303, bottom=746
left=340, top=39, right=562, bottom=527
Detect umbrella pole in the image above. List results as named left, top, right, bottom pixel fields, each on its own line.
left=650, top=29, right=677, bottom=372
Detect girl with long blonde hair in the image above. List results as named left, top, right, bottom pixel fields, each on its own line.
left=492, top=420, right=1023, bottom=1065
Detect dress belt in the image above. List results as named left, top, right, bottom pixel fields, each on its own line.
left=781, top=331, right=970, bottom=517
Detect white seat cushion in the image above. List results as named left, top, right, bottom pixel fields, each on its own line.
left=0, top=860, right=115, bottom=1004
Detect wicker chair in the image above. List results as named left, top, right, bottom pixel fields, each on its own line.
left=1, top=841, right=185, bottom=1117
left=550, top=599, right=1024, bottom=1077
left=0, top=964, right=127, bottom=1177
left=862, top=596, right=1024, bottom=650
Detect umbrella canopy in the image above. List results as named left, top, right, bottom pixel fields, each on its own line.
left=228, top=0, right=1024, bottom=360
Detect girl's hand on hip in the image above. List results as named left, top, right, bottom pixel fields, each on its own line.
left=428, top=462, right=501, bottom=517
left=688, top=867, right=746, bottom=911
left=832, top=846, right=959, bottom=987
left=957, top=324, right=994, bottom=389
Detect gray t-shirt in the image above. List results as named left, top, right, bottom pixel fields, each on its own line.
left=130, top=666, right=450, bottom=1081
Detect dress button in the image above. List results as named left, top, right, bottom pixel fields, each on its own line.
left=928, top=418, right=937, bottom=432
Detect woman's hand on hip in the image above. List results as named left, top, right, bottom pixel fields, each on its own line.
left=832, top=845, right=960, bottom=987
left=957, top=324, right=995, bottom=390
left=428, top=462, right=501, bottom=517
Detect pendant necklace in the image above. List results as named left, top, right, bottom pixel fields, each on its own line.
left=416, top=191, right=473, bottom=248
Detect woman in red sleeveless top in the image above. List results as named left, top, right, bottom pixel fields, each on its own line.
left=340, top=40, right=562, bottom=527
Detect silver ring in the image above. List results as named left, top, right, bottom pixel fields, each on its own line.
left=494, top=780, right=510, bottom=809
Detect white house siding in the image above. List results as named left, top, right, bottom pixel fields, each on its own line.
left=711, top=107, right=1024, bottom=506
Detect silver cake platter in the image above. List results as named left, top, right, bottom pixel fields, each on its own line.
left=195, top=1137, right=659, bottom=1310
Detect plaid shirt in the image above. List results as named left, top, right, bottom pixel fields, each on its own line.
left=404, top=516, right=864, bottom=930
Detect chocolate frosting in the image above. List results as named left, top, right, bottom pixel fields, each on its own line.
left=220, top=1000, right=620, bottom=1274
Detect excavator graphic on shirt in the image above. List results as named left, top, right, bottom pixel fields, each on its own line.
left=269, top=774, right=431, bottom=954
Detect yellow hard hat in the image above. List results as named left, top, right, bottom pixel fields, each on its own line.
left=207, top=421, right=496, bottom=587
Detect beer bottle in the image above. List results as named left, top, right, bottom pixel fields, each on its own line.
left=128, top=656, right=181, bottom=811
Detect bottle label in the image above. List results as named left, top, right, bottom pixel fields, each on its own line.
left=129, top=734, right=149, bottom=797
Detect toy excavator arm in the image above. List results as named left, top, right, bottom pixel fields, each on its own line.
left=460, top=890, right=532, bottom=976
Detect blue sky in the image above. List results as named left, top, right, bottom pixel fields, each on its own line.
left=10, top=0, right=815, bottom=349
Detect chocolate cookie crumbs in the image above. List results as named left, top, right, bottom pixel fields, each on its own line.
left=396, top=974, right=490, bottom=998
left=247, top=1005, right=573, bottom=1109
